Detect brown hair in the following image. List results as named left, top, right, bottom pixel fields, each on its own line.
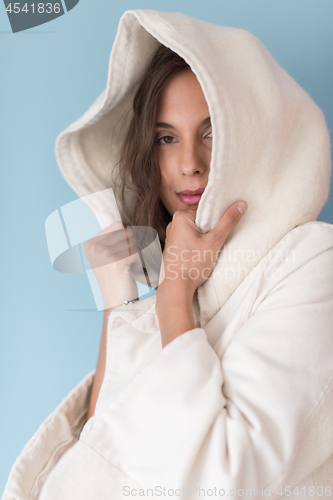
left=115, top=44, right=191, bottom=249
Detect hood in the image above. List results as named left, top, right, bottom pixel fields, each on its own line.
left=55, top=9, right=331, bottom=326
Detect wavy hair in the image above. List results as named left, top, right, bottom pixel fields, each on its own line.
left=115, top=44, right=190, bottom=249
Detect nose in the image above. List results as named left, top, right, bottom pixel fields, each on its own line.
left=180, top=140, right=209, bottom=176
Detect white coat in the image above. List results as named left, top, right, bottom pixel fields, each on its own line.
left=3, top=9, right=333, bottom=500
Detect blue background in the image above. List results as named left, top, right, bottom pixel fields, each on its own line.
left=1, top=0, right=332, bottom=492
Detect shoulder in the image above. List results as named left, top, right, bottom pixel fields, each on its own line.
left=263, top=221, right=333, bottom=276
left=243, top=221, right=333, bottom=308
left=277, top=221, right=333, bottom=257
left=283, top=221, right=333, bottom=248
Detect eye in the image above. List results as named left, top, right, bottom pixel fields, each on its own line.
left=205, top=129, right=213, bottom=139
left=157, top=135, right=176, bottom=145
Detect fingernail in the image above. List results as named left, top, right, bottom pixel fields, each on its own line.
left=236, top=202, right=247, bottom=215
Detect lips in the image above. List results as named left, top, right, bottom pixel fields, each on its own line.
left=177, top=188, right=205, bottom=195
left=177, top=188, right=205, bottom=206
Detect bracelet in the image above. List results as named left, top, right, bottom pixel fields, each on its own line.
left=121, top=300, right=138, bottom=306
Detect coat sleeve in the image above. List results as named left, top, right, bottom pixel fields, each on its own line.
left=80, top=246, right=333, bottom=495
left=2, top=370, right=95, bottom=500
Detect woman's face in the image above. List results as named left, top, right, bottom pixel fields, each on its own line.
left=155, top=70, right=212, bottom=216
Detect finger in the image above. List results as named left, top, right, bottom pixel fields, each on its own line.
left=128, top=251, right=144, bottom=274
left=186, top=207, right=198, bottom=222
left=180, top=208, right=203, bottom=234
left=86, top=227, right=134, bottom=250
left=90, top=246, right=140, bottom=268
left=99, top=231, right=137, bottom=256
left=209, top=201, right=247, bottom=244
left=88, top=221, right=134, bottom=247
left=102, top=237, right=138, bottom=258
left=173, top=207, right=197, bottom=219
left=93, top=220, right=124, bottom=237
left=110, top=251, right=142, bottom=276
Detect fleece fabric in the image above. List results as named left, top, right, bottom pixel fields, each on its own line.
left=2, top=9, right=333, bottom=500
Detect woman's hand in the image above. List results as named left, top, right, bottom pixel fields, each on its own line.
left=159, top=200, right=248, bottom=296
left=156, top=201, right=247, bottom=347
left=83, top=221, right=141, bottom=310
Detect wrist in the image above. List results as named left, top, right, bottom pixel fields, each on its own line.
left=156, top=283, right=196, bottom=349
left=156, top=280, right=195, bottom=307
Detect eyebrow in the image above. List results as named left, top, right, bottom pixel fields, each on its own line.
left=156, top=116, right=211, bottom=129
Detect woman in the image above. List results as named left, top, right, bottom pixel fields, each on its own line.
left=3, top=9, right=333, bottom=500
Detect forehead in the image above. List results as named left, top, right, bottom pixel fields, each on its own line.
left=157, top=70, right=210, bottom=119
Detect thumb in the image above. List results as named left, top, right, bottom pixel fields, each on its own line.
left=209, top=201, right=248, bottom=244
left=185, top=206, right=200, bottom=225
